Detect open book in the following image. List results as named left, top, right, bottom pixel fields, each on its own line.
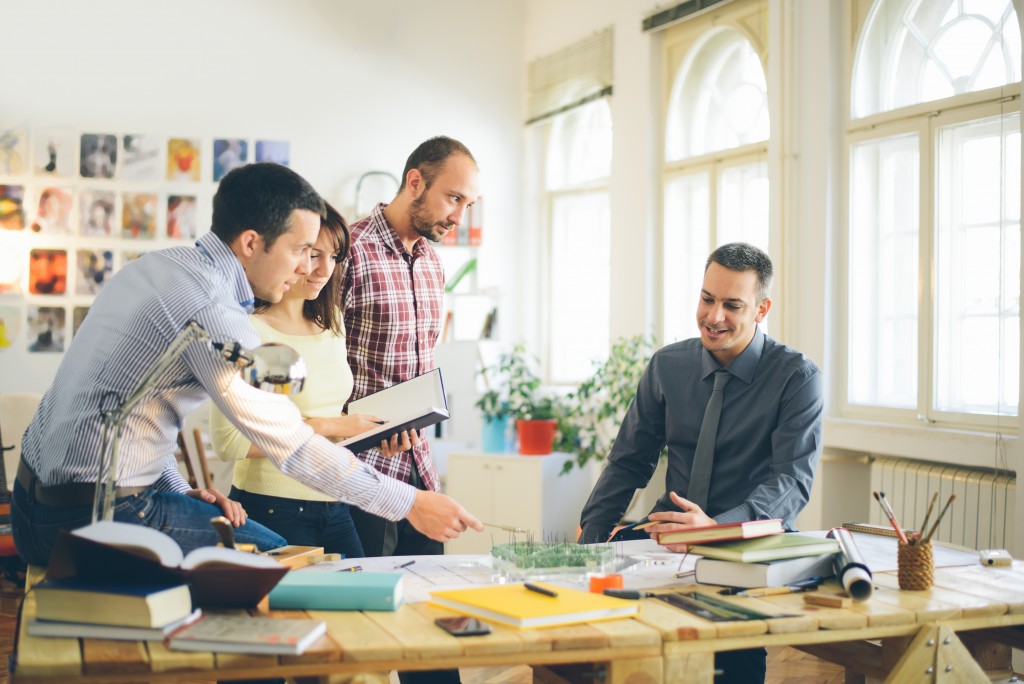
left=340, top=368, right=449, bottom=453
left=46, top=521, right=288, bottom=608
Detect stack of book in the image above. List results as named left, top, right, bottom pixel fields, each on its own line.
left=658, top=520, right=840, bottom=589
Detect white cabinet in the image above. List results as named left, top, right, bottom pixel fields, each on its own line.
left=444, top=451, right=597, bottom=555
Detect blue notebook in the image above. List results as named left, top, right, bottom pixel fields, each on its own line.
left=268, top=571, right=403, bottom=611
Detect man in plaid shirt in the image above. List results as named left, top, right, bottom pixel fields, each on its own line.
left=341, top=136, right=479, bottom=560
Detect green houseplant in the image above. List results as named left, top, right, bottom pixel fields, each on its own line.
left=475, top=343, right=567, bottom=455
left=559, top=334, right=661, bottom=473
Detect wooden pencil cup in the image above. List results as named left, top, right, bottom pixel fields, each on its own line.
left=897, top=541, right=934, bottom=590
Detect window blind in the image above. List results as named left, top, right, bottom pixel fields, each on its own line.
left=526, top=27, right=613, bottom=125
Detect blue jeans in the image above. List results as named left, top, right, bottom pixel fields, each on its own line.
left=12, top=480, right=286, bottom=566
left=228, top=487, right=364, bottom=559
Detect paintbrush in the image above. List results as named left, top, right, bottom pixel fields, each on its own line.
left=916, top=492, right=939, bottom=542
left=920, top=494, right=956, bottom=545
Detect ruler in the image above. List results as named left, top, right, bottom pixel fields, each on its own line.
left=653, top=592, right=794, bottom=622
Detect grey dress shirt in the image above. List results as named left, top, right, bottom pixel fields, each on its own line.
left=578, top=330, right=823, bottom=543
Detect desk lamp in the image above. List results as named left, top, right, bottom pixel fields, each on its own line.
left=91, top=319, right=306, bottom=523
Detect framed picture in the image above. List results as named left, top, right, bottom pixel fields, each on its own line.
left=122, top=134, right=161, bottom=181
left=0, top=129, right=28, bottom=176
left=26, top=305, right=65, bottom=352
left=167, top=138, right=201, bottom=181
left=78, top=189, right=117, bottom=237
left=0, top=304, right=20, bottom=350
left=255, top=140, right=289, bottom=166
left=72, top=305, right=90, bottom=339
left=0, top=184, right=25, bottom=230
left=33, top=130, right=76, bottom=177
left=121, top=192, right=158, bottom=239
left=28, top=249, right=68, bottom=295
left=167, top=194, right=198, bottom=239
left=80, top=133, right=118, bottom=179
left=30, top=187, right=73, bottom=234
left=0, top=249, right=24, bottom=295
left=75, top=248, right=113, bottom=295
left=213, top=138, right=248, bottom=181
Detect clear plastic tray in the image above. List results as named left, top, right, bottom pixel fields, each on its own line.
left=490, top=542, right=617, bottom=581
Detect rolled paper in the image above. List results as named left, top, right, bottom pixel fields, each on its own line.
left=826, top=527, right=873, bottom=601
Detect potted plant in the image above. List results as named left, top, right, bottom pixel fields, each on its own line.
left=475, top=343, right=566, bottom=455
left=558, top=334, right=661, bottom=473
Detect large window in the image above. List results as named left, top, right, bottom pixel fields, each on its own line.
left=662, top=2, right=770, bottom=343
left=846, top=0, right=1021, bottom=425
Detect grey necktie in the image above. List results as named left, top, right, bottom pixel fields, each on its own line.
left=687, top=370, right=732, bottom=511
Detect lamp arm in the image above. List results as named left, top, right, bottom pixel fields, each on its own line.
left=92, top=320, right=213, bottom=522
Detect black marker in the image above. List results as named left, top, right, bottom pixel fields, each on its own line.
left=394, top=560, right=416, bottom=570
left=524, top=583, right=558, bottom=597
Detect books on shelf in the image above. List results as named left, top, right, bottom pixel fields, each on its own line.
left=28, top=609, right=202, bottom=641
left=429, top=582, right=639, bottom=630
left=657, top=519, right=783, bottom=547
left=167, top=614, right=326, bottom=656
left=689, top=533, right=840, bottom=563
left=340, top=368, right=449, bottom=453
left=32, top=578, right=193, bottom=628
left=694, top=552, right=837, bottom=589
left=268, top=570, right=404, bottom=611
left=46, top=521, right=288, bottom=608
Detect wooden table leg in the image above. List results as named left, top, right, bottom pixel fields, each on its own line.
left=883, top=624, right=989, bottom=683
left=664, top=652, right=714, bottom=683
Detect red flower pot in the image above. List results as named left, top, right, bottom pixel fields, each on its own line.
left=516, top=419, right=557, bottom=455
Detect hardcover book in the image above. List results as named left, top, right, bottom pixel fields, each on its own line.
left=32, top=578, right=193, bottom=628
left=168, top=614, right=326, bottom=655
left=429, top=582, right=639, bottom=629
left=694, top=552, right=837, bottom=589
left=688, top=533, right=840, bottom=563
left=656, top=519, right=783, bottom=546
left=268, top=570, right=404, bottom=611
left=46, top=521, right=288, bottom=608
left=340, top=368, right=449, bottom=453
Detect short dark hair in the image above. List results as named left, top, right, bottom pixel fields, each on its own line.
left=398, top=136, right=475, bottom=191
left=254, top=202, right=349, bottom=336
left=212, top=162, right=325, bottom=249
left=706, top=242, right=774, bottom=302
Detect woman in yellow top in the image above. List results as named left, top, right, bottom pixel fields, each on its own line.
left=210, top=203, right=416, bottom=558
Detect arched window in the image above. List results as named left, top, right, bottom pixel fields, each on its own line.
left=846, top=0, right=1020, bottom=424
left=662, top=3, right=769, bottom=343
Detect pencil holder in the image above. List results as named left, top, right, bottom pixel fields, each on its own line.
left=897, top=541, right=933, bottom=590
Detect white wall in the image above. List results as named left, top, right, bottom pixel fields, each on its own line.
left=0, top=0, right=525, bottom=393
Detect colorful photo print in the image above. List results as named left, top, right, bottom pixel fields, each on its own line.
left=80, top=133, right=118, bottom=179
left=121, top=250, right=146, bottom=266
left=75, top=249, right=113, bottom=295
left=122, top=134, right=161, bottom=181
left=0, top=184, right=25, bottom=230
left=33, top=130, right=75, bottom=177
left=255, top=140, right=289, bottom=166
left=79, top=189, right=116, bottom=237
left=30, top=187, right=73, bottom=234
left=72, top=305, right=90, bottom=339
left=213, top=138, right=248, bottom=181
left=28, top=249, right=67, bottom=295
left=167, top=195, right=198, bottom=239
left=121, top=192, right=157, bottom=239
left=167, top=138, right=201, bottom=181
left=27, top=305, right=65, bottom=352
left=0, top=129, right=28, bottom=175
left=0, top=249, right=24, bottom=295
left=0, top=304, right=20, bottom=350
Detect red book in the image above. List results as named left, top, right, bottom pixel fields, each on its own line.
left=656, top=519, right=783, bottom=546
left=468, top=196, right=482, bottom=246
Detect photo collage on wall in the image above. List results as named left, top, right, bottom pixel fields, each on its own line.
left=0, top=128, right=290, bottom=353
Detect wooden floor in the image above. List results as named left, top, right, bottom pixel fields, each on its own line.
left=0, top=570, right=843, bottom=684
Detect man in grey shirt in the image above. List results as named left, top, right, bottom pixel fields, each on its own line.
left=578, top=242, right=823, bottom=683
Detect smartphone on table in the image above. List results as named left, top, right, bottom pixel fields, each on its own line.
left=434, top=616, right=492, bottom=636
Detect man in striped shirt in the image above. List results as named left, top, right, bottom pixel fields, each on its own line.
left=342, top=137, right=478, bottom=558
left=13, top=162, right=482, bottom=566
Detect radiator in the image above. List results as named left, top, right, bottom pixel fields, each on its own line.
left=869, top=456, right=1015, bottom=550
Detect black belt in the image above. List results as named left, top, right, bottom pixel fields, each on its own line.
left=17, top=459, right=148, bottom=508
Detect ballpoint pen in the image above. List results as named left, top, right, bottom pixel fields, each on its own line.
left=605, top=517, right=658, bottom=542
left=394, top=560, right=416, bottom=570
left=524, top=583, right=558, bottom=597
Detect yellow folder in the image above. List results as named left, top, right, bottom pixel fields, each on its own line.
left=429, top=582, right=639, bottom=629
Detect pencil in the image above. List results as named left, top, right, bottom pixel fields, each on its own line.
left=920, top=494, right=956, bottom=544
left=873, top=491, right=910, bottom=544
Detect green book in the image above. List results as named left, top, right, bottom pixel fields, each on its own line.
left=267, top=571, right=403, bottom=611
left=688, top=533, right=839, bottom=563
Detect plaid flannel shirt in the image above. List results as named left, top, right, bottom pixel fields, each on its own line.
left=340, top=203, right=444, bottom=491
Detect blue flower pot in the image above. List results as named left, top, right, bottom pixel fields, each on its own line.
left=481, top=416, right=509, bottom=453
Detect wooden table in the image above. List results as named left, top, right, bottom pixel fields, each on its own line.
left=13, top=563, right=1024, bottom=683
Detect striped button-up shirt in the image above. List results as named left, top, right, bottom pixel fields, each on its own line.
left=20, top=232, right=415, bottom=521
left=340, top=203, right=444, bottom=491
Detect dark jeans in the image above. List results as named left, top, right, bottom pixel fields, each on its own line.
left=228, top=487, right=365, bottom=559
left=716, top=647, right=767, bottom=683
left=11, top=480, right=286, bottom=567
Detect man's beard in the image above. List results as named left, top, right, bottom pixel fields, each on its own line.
left=409, top=194, right=453, bottom=243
